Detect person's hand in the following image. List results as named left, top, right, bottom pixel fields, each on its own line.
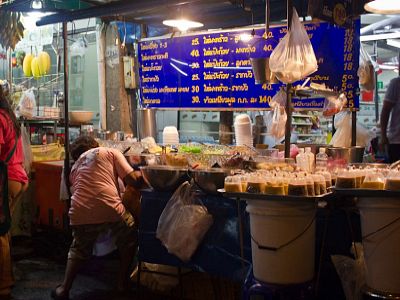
left=380, top=135, right=389, bottom=153
left=381, top=135, right=389, bottom=146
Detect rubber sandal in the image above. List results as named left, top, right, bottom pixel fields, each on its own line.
left=50, top=285, right=69, bottom=300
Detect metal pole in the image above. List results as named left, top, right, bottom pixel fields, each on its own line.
left=284, top=0, right=293, bottom=158
left=373, top=41, right=379, bottom=123
left=351, top=110, right=357, bottom=147
left=63, top=22, right=71, bottom=199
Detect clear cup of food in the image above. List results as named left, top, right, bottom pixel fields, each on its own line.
left=385, top=170, right=400, bottom=191
left=246, top=174, right=266, bottom=194
left=361, top=172, right=385, bottom=190
left=288, top=177, right=308, bottom=196
left=335, top=170, right=357, bottom=189
left=224, top=175, right=243, bottom=193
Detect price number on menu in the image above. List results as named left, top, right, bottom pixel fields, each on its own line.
left=190, top=49, right=200, bottom=57
left=192, top=96, right=200, bottom=104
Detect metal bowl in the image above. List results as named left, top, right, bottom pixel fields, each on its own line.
left=140, top=165, right=189, bottom=192
left=189, top=168, right=232, bottom=194
left=327, top=146, right=365, bottom=163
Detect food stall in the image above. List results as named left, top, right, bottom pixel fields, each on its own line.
left=1, top=0, right=399, bottom=299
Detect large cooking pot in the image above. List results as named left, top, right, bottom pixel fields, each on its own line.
left=189, top=168, right=232, bottom=194
left=327, top=146, right=365, bottom=163
left=140, top=165, right=188, bottom=192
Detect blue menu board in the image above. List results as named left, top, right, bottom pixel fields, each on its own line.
left=138, top=20, right=360, bottom=110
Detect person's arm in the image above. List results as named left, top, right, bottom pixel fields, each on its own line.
left=123, top=170, right=145, bottom=189
left=380, top=100, right=394, bottom=145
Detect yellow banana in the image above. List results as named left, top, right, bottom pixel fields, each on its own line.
left=23, top=53, right=33, bottom=77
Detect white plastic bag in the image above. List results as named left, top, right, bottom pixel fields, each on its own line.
left=269, top=8, right=318, bottom=83
left=20, top=123, right=33, bottom=175
left=357, top=46, right=376, bottom=91
left=330, top=111, right=375, bottom=147
left=17, top=89, right=36, bottom=118
left=156, top=182, right=213, bottom=262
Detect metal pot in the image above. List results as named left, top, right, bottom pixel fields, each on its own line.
left=327, top=146, right=365, bottom=163
left=189, top=168, right=232, bottom=195
left=140, top=165, right=188, bottom=192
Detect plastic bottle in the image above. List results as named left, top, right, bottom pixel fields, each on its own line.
left=316, top=147, right=328, bottom=172
left=296, top=148, right=306, bottom=171
left=305, top=147, right=315, bottom=172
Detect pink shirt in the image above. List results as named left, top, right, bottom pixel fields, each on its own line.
left=68, top=147, right=133, bottom=225
left=0, top=110, right=28, bottom=184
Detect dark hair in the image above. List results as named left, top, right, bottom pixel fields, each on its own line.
left=0, top=85, right=21, bottom=137
left=70, top=136, right=99, bottom=161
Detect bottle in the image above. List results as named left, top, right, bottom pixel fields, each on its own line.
left=316, top=147, right=328, bottom=172
left=296, top=148, right=305, bottom=171
left=305, top=147, right=315, bottom=172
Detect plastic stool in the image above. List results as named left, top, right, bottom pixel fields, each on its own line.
left=243, top=268, right=314, bottom=300
left=361, top=286, right=400, bottom=300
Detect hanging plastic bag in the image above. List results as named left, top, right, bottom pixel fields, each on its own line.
left=269, top=8, right=318, bottom=83
left=322, top=93, right=347, bottom=117
left=20, top=123, right=33, bottom=175
left=268, top=106, right=287, bottom=140
left=358, top=46, right=376, bottom=91
left=156, top=181, right=213, bottom=262
left=270, top=89, right=287, bottom=108
left=17, top=89, right=36, bottom=119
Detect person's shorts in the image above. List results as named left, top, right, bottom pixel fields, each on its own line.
left=68, top=219, right=137, bottom=261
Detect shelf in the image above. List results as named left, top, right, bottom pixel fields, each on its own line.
left=292, top=122, right=312, bottom=126
left=293, top=114, right=312, bottom=118
left=296, top=133, right=326, bottom=137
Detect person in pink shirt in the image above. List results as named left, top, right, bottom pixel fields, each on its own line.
left=0, top=84, right=29, bottom=300
left=52, top=136, right=144, bottom=300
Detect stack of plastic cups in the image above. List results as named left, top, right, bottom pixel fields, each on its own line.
left=234, top=114, right=253, bottom=147
left=162, top=126, right=179, bottom=145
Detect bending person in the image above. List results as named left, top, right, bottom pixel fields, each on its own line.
left=52, top=136, right=143, bottom=300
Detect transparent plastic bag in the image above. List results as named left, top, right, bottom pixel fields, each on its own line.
left=17, top=89, right=36, bottom=118
left=357, top=46, right=376, bottom=91
left=323, top=93, right=347, bottom=117
left=331, top=243, right=365, bottom=300
left=269, top=8, right=318, bottom=83
left=270, top=89, right=287, bottom=108
left=269, top=106, right=287, bottom=140
left=20, top=123, right=33, bottom=174
left=156, top=181, right=213, bottom=262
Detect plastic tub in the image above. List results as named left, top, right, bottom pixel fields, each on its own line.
left=246, top=200, right=316, bottom=284
left=357, top=197, right=400, bottom=294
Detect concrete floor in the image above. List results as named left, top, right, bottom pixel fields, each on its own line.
left=10, top=232, right=240, bottom=300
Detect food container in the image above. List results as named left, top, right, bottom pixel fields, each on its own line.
left=140, top=165, right=188, bottom=192
left=190, top=168, right=232, bottom=194
left=327, top=146, right=365, bottom=164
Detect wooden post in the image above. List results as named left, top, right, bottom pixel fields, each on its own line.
left=219, top=111, right=233, bottom=145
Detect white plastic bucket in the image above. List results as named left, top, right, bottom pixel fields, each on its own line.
left=357, top=197, right=400, bottom=294
left=246, top=200, right=316, bottom=284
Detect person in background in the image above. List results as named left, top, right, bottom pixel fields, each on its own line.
left=0, top=84, right=29, bottom=300
left=380, top=76, right=400, bottom=163
left=51, top=136, right=144, bottom=300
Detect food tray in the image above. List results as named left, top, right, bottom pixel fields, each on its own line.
left=333, top=188, right=400, bottom=198
left=217, top=189, right=333, bottom=203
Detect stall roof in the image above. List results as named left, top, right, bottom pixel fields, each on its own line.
left=0, top=0, right=309, bottom=30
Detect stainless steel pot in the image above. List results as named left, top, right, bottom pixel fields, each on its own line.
left=189, top=168, right=232, bottom=194
left=327, top=146, right=365, bottom=163
left=140, top=165, right=188, bottom=192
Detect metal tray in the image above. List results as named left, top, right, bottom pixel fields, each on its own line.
left=333, top=188, right=400, bottom=198
left=217, top=189, right=333, bottom=203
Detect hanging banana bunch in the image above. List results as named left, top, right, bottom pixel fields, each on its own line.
left=0, top=10, right=25, bottom=50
